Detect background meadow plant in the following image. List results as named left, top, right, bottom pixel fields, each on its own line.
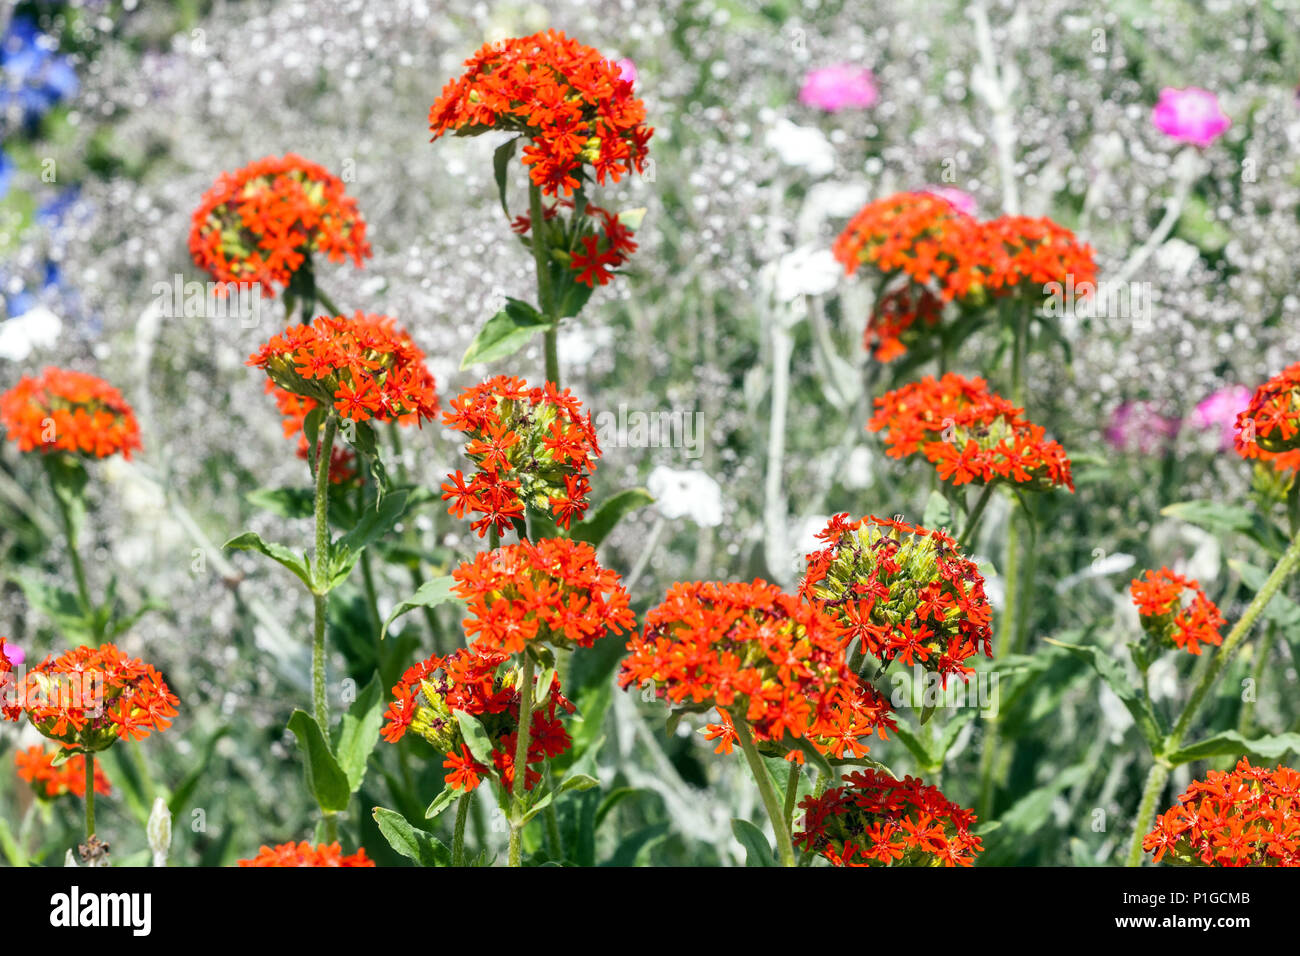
left=1, top=0, right=1299, bottom=868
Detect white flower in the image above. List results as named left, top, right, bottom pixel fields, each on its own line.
left=773, top=246, right=840, bottom=302
left=790, top=514, right=830, bottom=562
left=647, top=466, right=723, bottom=527
left=841, top=445, right=876, bottom=490
left=765, top=118, right=835, bottom=177
left=1155, top=238, right=1200, bottom=277
left=0, top=305, right=62, bottom=361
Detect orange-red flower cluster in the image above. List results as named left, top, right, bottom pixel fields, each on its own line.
left=513, top=200, right=638, bottom=287
left=1130, top=567, right=1225, bottom=656
left=452, top=538, right=635, bottom=656
left=442, top=376, right=600, bottom=537
left=868, top=372, right=1074, bottom=491
left=1, top=367, right=142, bottom=460
left=247, top=312, right=438, bottom=426
left=266, top=383, right=358, bottom=485
left=975, top=214, right=1097, bottom=293
left=1144, top=758, right=1300, bottom=866
left=189, top=154, right=370, bottom=293
left=1234, top=362, right=1300, bottom=474
left=381, top=647, right=574, bottom=792
left=1, top=637, right=20, bottom=722
left=794, top=769, right=983, bottom=866
left=802, top=514, right=993, bottom=684
left=21, top=643, right=179, bottom=753
left=618, top=579, right=895, bottom=762
left=237, top=841, right=375, bottom=867
left=832, top=192, right=980, bottom=299
left=14, top=745, right=111, bottom=799
left=833, top=193, right=1096, bottom=362
left=430, top=30, right=652, bottom=197
left=863, top=284, right=945, bottom=363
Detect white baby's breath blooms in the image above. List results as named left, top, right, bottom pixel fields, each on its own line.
left=773, top=246, right=840, bottom=302
left=0, top=306, right=62, bottom=361
left=647, top=466, right=723, bottom=527
left=764, top=118, right=835, bottom=178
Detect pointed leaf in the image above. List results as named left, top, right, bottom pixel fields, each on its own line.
left=731, top=819, right=779, bottom=867
left=334, top=675, right=384, bottom=793
left=381, top=575, right=462, bottom=639
left=570, top=488, right=655, bottom=546
left=287, top=710, right=351, bottom=813
left=373, top=807, right=451, bottom=867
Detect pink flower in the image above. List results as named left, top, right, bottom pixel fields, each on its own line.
left=922, top=186, right=977, bottom=217
left=0, top=642, right=23, bottom=667
left=1152, top=87, right=1230, bottom=148
left=1192, top=385, right=1252, bottom=451
left=799, top=64, right=878, bottom=113
left=615, top=58, right=637, bottom=87
left=1105, top=401, right=1182, bottom=456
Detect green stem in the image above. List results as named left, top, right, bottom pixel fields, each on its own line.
left=507, top=653, right=536, bottom=867
left=312, top=413, right=340, bottom=731
left=84, top=754, right=96, bottom=841
left=452, top=791, right=472, bottom=866
left=528, top=182, right=560, bottom=388
left=544, top=802, right=562, bottom=861
left=958, top=483, right=996, bottom=548
left=783, top=763, right=801, bottom=825
left=48, top=467, right=95, bottom=634
left=1126, top=532, right=1300, bottom=866
left=1126, top=763, right=1169, bottom=867
left=1238, top=624, right=1276, bottom=736
left=1169, top=533, right=1300, bottom=746
left=735, top=720, right=796, bottom=867
left=315, top=288, right=343, bottom=317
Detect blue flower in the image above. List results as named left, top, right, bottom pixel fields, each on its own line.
left=1, top=16, right=79, bottom=129
left=0, top=148, right=12, bottom=199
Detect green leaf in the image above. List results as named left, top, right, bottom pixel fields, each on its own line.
left=570, top=488, right=655, bottom=546
left=13, top=574, right=92, bottom=639
left=1043, top=638, right=1165, bottom=750
left=1162, top=500, right=1286, bottom=554
left=334, top=675, right=384, bottom=793
left=42, top=454, right=88, bottom=539
left=558, top=773, right=599, bottom=794
left=1232, top=560, right=1300, bottom=628
left=493, top=136, right=519, bottom=219
left=347, top=420, right=391, bottom=494
left=556, top=278, right=595, bottom=319
left=381, top=574, right=462, bottom=639
left=168, top=726, right=231, bottom=816
left=224, top=531, right=314, bottom=592
left=731, top=819, right=779, bottom=867
left=779, top=730, right=834, bottom=778
left=922, top=490, right=954, bottom=535
left=372, top=807, right=451, bottom=867
left=326, top=489, right=410, bottom=589
left=425, top=786, right=461, bottom=821
left=889, top=722, right=933, bottom=768
left=461, top=299, right=550, bottom=369
left=0, top=816, right=26, bottom=867
left=245, top=486, right=315, bottom=520
left=1166, top=731, right=1300, bottom=766
left=286, top=710, right=351, bottom=813
left=454, top=711, right=498, bottom=769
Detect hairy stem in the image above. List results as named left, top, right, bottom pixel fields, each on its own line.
left=84, top=755, right=96, bottom=841
left=507, top=653, right=536, bottom=867
left=736, top=720, right=796, bottom=867
left=452, top=790, right=472, bottom=866
left=312, top=413, right=340, bottom=731
left=528, top=182, right=560, bottom=388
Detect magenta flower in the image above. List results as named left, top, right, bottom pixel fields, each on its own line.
left=1152, top=87, right=1230, bottom=148
left=1192, top=385, right=1252, bottom=451
left=0, top=641, right=23, bottom=667
left=615, top=58, right=637, bottom=87
left=1105, top=401, right=1182, bottom=456
left=799, top=64, right=878, bottom=113
left=922, top=186, right=977, bottom=217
